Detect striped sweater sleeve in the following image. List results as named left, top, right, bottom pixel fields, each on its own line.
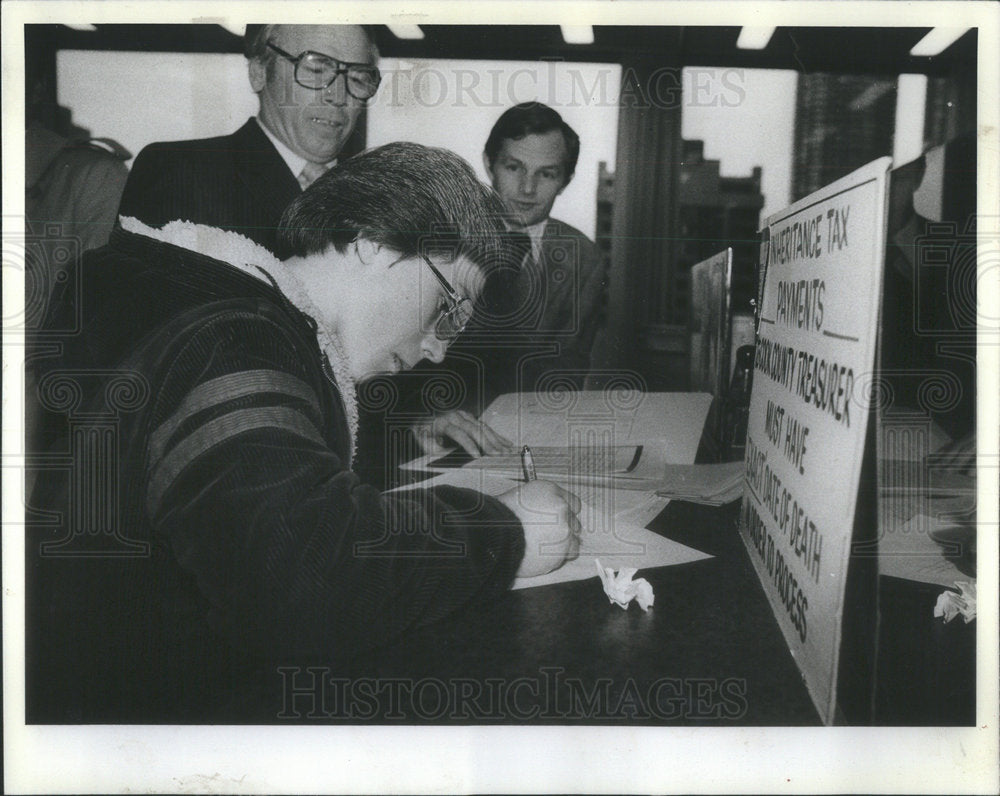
left=144, top=308, right=525, bottom=658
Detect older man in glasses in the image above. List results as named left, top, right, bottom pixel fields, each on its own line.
left=118, top=24, right=380, bottom=252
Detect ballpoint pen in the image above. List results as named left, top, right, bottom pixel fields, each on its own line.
left=521, top=444, right=538, bottom=482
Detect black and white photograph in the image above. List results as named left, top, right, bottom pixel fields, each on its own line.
left=3, top=0, right=998, bottom=792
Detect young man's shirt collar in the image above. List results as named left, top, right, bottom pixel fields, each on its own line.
left=509, top=218, right=549, bottom=263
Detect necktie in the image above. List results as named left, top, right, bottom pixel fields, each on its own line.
left=492, top=230, right=540, bottom=324
left=506, top=230, right=533, bottom=271
left=297, top=161, right=327, bottom=190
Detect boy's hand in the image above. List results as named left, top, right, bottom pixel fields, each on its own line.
left=410, top=410, right=513, bottom=456
left=498, top=480, right=582, bottom=578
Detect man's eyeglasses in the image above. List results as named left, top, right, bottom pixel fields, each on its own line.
left=420, top=254, right=474, bottom=342
left=267, top=42, right=381, bottom=100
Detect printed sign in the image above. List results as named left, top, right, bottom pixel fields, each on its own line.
left=739, top=157, right=892, bottom=724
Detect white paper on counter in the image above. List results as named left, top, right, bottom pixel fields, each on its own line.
left=654, top=461, right=745, bottom=504
left=513, top=517, right=710, bottom=591
left=390, top=468, right=712, bottom=590
left=479, top=391, right=711, bottom=457
left=400, top=391, right=712, bottom=477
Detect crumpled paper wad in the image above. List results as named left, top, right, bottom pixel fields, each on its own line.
left=934, top=580, right=976, bottom=624
left=595, top=559, right=654, bottom=612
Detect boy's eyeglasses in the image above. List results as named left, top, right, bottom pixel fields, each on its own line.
left=420, top=255, right=474, bottom=341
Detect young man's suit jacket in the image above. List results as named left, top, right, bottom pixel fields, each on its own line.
left=526, top=218, right=607, bottom=380
left=401, top=217, right=608, bottom=423
left=456, top=217, right=607, bottom=402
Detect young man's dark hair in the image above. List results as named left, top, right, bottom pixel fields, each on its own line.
left=483, top=102, right=581, bottom=181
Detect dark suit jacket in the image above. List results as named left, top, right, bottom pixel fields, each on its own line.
left=522, top=217, right=607, bottom=379
left=117, top=118, right=301, bottom=251
left=455, top=217, right=607, bottom=400
left=397, top=217, right=608, bottom=426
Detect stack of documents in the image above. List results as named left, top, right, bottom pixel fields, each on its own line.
left=391, top=467, right=713, bottom=590
left=395, top=392, right=719, bottom=588
left=653, top=461, right=746, bottom=506
left=402, top=391, right=714, bottom=489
